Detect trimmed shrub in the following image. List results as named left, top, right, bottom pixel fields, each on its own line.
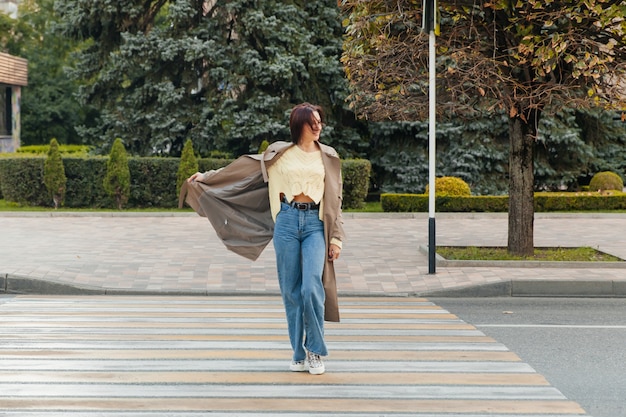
left=380, top=191, right=626, bottom=212
left=424, top=176, right=471, bottom=196
left=43, top=139, right=67, bottom=209
left=258, top=140, right=270, bottom=154
left=176, top=139, right=199, bottom=196
left=0, top=155, right=371, bottom=209
left=342, top=159, right=371, bottom=209
left=63, top=157, right=110, bottom=208
left=0, top=157, right=47, bottom=205
left=129, top=158, right=179, bottom=208
left=588, top=171, right=624, bottom=192
left=103, top=138, right=131, bottom=209
left=17, top=144, right=92, bottom=156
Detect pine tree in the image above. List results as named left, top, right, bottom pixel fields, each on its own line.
left=103, top=138, right=131, bottom=210
left=43, top=138, right=67, bottom=209
left=176, top=139, right=199, bottom=196
left=55, top=0, right=358, bottom=157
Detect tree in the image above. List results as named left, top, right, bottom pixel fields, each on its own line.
left=575, top=108, right=626, bottom=183
left=341, top=0, right=626, bottom=255
left=54, top=0, right=362, bottom=157
left=43, top=138, right=66, bottom=209
left=1, top=0, right=94, bottom=146
left=176, top=138, right=198, bottom=195
left=103, top=138, right=131, bottom=209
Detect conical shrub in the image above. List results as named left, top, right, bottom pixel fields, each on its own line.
left=176, top=139, right=199, bottom=195
left=43, top=138, right=67, bottom=209
left=103, top=138, right=131, bottom=209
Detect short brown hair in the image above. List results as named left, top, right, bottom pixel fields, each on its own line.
left=289, top=103, right=324, bottom=144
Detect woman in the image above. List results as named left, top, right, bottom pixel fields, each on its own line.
left=185, top=103, right=344, bottom=375
left=263, top=103, right=345, bottom=375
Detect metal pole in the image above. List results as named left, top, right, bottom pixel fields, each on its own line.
left=427, top=17, right=437, bottom=274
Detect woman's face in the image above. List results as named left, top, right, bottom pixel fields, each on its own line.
left=305, top=111, right=323, bottom=141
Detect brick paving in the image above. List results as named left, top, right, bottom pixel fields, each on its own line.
left=1, top=212, right=625, bottom=296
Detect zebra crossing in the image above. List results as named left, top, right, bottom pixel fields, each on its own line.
left=0, top=295, right=589, bottom=416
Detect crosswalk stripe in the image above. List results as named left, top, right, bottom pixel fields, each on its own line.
left=0, top=349, right=522, bottom=361
left=0, top=398, right=588, bottom=414
left=0, top=371, right=549, bottom=385
left=0, top=295, right=590, bottom=416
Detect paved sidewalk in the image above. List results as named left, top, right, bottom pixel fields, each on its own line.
left=1, top=212, right=625, bottom=297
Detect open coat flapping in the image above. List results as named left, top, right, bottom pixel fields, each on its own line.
left=179, top=141, right=345, bottom=322
left=179, top=154, right=274, bottom=261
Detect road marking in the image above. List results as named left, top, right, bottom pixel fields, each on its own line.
left=0, top=295, right=591, bottom=416
left=478, top=324, right=626, bottom=329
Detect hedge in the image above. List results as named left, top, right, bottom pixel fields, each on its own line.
left=341, top=159, right=371, bottom=209
left=0, top=157, right=370, bottom=209
left=381, top=191, right=626, bottom=212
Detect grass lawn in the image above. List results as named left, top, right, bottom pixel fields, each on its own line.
left=436, top=246, right=623, bottom=262
left=344, top=201, right=383, bottom=212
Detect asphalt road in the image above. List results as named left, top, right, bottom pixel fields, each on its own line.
left=430, top=297, right=626, bottom=417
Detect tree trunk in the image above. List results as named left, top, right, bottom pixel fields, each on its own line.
left=507, top=116, right=535, bottom=256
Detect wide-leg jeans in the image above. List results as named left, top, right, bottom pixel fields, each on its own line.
left=273, top=202, right=327, bottom=362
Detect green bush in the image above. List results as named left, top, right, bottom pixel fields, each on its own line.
left=0, top=155, right=371, bottom=209
left=380, top=191, right=626, bottom=212
left=103, top=138, right=131, bottom=209
left=534, top=191, right=626, bottom=211
left=129, top=158, right=179, bottom=208
left=17, top=144, right=92, bottom=156
left=342, top=159, right=371, bottom=209
left=588, top=171, right=624, bottom=192
left=258, top=140, right=270, bottom=154
left=43, top=139, right=67, bottom=209
left=0, top=157, right=47, bottom=205
left=424, top=176, right=471, bottom=196
left=63, top=157, right=110, bottom=208
left=176, top=139, right=199, bottom=196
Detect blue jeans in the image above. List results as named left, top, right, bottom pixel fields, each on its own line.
left=273, top=202, right=327, bottom=361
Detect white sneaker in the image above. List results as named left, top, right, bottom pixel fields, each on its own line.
left=306, top=351, right=325, bottom=375
left=289, top=359, right=308, bottom=372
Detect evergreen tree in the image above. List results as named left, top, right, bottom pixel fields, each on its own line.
left=103, top=138, right=131, bottom=209
left=176, top=138, right=198, bottom=195
left=43, top=138, right=66, bottom=209
left=366, top=115, right=509, bottom=196
left=54, top=0, right=361, bottom=157
left=576, top=109, right=626, bottom=184
left=1, top=0, right=94, bottom=146
left=534, top=108, right=588, bottom=191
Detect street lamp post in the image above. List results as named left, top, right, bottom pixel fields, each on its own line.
left=422, top=0, right=438, bottom=274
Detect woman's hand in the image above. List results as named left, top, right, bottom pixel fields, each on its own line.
left=328, top=244, right=341, bottom=262
left=187, top=172, right=203, bottom=183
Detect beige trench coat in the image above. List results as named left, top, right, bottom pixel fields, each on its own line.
left=262, top=141, right=345, bottom=322
left=179, top=140, right=345, bottom=322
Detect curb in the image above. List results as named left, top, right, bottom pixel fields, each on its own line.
left=422, top=280, right=626, bottom=298
left=3, top=273, right=626, bottom=299
left=0, top=274, right=284, bottom=297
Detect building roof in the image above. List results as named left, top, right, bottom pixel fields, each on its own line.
left=0, top=52, right=28, bottom=86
